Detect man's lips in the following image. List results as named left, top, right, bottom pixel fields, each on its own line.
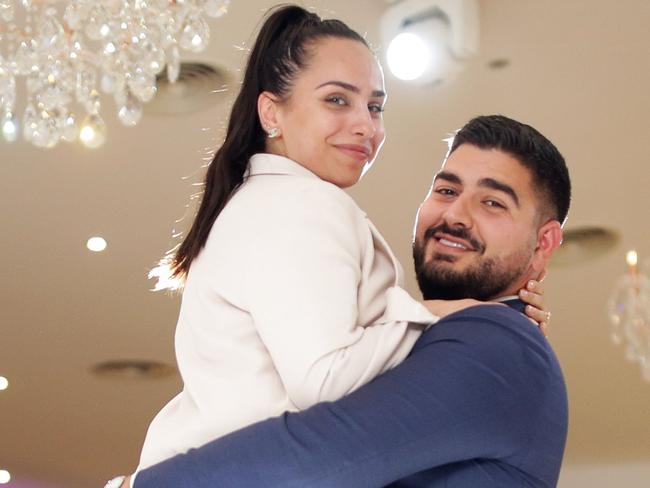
left=422, top=224, right=484, bottom=256
left=335, top=144, right=371, bottom=161
left=431, top=233, right=476, bottom=253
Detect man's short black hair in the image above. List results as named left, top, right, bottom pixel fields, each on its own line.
left=449, top=115, right=571, bottom=225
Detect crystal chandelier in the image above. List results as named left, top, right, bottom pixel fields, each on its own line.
left=608, top=250, right=650, bottom=382
left=0, top=0, right=230, bottom=149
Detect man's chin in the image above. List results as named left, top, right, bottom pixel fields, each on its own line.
left=415, top=257, right=512, bottom=302
left=429, top=253, right=473, bottom=270
left=416, top=265, right=472, bottom=301
left=429, top=253, right=456, bottom=264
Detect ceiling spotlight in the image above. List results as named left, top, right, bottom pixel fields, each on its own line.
left=381, top=0, right=479, bottom=85
left=87, top=236, right=108, bottom=252
left=386, top=32, right=430, bottom=81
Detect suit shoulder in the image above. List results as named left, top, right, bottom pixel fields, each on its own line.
left=442, top=303, right=539, bottom=335
left=418, top=304, right=562, bottom=376
left=237, top=172, right=363, bottom=219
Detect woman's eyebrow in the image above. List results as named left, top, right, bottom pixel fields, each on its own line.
left=315, top=80, right=386, bottom=98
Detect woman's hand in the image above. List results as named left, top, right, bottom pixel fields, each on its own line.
left=423, top=278, right=551, bottom=335
left=519, top=279, right=551, bottom=336
left=422, top=298, right=487, bottom=319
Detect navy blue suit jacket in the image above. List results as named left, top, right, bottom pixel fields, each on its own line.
left=135, top=301, right=568, bottom=487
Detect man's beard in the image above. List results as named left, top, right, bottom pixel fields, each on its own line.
left=413, top=224, right=532, bottom=301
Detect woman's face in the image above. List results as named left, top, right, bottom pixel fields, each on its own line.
left=262, top=37, right=387, bottom=188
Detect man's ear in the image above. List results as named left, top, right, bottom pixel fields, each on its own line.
left=257, top=91, right=281, bottom=134
left=530, top=220, right=563, bottom=276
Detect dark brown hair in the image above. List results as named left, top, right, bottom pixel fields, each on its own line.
left=170, top=5, right=368, bottom=279
left=449, top=115, right=571, bottom=226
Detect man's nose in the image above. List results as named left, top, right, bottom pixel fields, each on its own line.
left=442, top=196, right=473, bottom=228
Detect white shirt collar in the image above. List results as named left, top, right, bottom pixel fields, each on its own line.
left=493, top=295, right=520, bottom=303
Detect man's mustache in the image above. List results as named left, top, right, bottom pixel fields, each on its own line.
left=422, top=223, right=485, bottom=254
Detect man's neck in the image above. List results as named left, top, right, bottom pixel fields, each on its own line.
left=496, top=272, right=537, bottom=301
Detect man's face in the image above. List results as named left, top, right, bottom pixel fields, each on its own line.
left=413, top=143, right=543, bottom=301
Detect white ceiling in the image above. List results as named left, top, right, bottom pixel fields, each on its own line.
left=1, top=1, right=649, bottom=487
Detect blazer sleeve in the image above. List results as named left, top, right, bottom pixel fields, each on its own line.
left=133, top=305, right=567, bottom=488
left=242, top=182, right=429, bottom=410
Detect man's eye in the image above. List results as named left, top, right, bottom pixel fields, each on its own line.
left=435, top=188, right=456, bottom=196
left=485, top=200, right=506, bottom=209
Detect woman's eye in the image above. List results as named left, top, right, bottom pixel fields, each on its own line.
left=326, top=96, right=347, bottom=106
left=369, top=103, right=385, bottom=113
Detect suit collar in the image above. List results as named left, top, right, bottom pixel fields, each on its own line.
left=494, top=296, right=527, bottom=314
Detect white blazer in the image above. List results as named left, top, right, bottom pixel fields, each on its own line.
left=137, top=153, right=437, bottom=470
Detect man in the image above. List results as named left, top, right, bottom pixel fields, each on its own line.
left=124, top=115, right=571, bottom=487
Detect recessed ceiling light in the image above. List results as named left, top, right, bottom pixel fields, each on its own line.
left=0, top=470, right=10, bottom=484
left=87, top=236, right=107, bottom=252
left=0, top=377, right=7, bottom=391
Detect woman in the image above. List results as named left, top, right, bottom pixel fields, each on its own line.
left=113, top=5, right=547, bottom=486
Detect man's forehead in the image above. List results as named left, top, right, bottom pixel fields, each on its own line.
left=438, top=145, right=532, bottom=191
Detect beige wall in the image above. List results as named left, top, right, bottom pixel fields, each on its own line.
left=559, top=462, right=650, bottom=487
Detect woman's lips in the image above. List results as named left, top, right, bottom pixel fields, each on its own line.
left=335, top=144, right=371, bottom=161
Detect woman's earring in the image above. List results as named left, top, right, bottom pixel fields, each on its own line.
left=266, top=126, right=280, bottom=139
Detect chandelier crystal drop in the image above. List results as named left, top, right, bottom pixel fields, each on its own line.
left=0, top=0, right=230, bottom=149
left=608, top=250, right=650, bottom=382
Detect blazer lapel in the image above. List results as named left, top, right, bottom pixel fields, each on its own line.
left=364, top=216, right=403, bottom=286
